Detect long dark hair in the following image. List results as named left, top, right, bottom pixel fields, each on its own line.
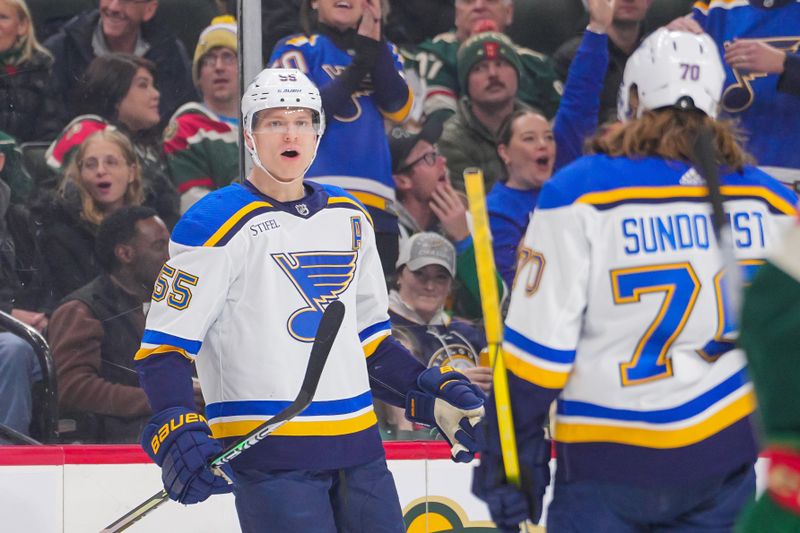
left=72, top=54, right=157, bottom=123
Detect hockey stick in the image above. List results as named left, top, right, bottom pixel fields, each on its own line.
left=692, top=128, right=743, bottom=321
left=100, top=300, right=346, bottom=533
left=464, top=168, right=529, bottom=532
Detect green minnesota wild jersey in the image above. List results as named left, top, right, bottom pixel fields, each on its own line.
left=402, top=30, right=563, bottom=121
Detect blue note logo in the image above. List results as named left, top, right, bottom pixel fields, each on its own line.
left=273, top=251, right=357, bottom=342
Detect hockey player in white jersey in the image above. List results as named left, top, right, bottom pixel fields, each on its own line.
left=472, top=29, right=798, bottom=532
left=134, top=68, right=485, bottom=532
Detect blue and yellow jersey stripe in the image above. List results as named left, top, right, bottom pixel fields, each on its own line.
left=555, top=367, right=755, bottom=448
left=206, top=391, right=377, bottom=439
left=502, top=326, right=576, bottom=389
left=538, top=155, right=798, bottom=213
left=360, top=320, right=392, bottom=358
left=135, top=329, right=201, bottom=361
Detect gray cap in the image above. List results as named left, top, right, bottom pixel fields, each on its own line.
left=396, top=232, right=456, bottom=277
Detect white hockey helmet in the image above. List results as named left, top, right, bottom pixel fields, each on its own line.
left=617, top=28, right=726, bottom=121
left=241, top=68, right=326, bottom=175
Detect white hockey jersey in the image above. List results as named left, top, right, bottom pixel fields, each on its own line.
left=136, top=181, right=395, bottom=470
left=503, top=154, right=798, bottom=483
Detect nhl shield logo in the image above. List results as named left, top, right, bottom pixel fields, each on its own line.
left=295, top=204, right=309, bottom=216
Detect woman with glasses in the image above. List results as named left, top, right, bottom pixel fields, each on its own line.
left=36, top=129, right=144, bottom=305
left=44, top=53, right=179, bottom=228
left=270, top=0, right=414, bottom=275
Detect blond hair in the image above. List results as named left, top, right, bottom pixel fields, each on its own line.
left=590, top=109, right=754, bottom=172
left=61, top=129, right=144, bottom=226
left=0, top=0, right=52, bottom=64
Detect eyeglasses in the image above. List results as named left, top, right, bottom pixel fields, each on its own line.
left=79, top=155, right=127, bottom=172
left=200, top=50, right=237, bottom=69
left=398, top=145, right=440, bottom=173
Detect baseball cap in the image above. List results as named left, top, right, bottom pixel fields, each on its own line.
left=396, top=232, right=456, bottom=277
left=193, top=15, right=238, bottom=83
left=389, top=119, right=443, bottom=174
left=457, top=31, right=522, bottom=97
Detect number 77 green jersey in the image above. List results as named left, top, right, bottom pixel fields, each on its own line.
left=504, top=154, right=797, bottom=485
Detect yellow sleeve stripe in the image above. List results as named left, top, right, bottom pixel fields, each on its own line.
left=363, top=332, right=390, bottom=358
left=347, top=191, right=388, bottom=212
left=555, top=390, right=755, bottom=448
left=203, top=201, right=273, bottom=247
left=134, top=344, right=193, bottom=361
left=504, top=350, right=570, bottom=389
left=210, top=410, right=377, bottom=439
left=328, top=196, right=375, bottom=226
left=576, top=185, right=797, bottom=215
left=380, top=86, right=414, bottom=123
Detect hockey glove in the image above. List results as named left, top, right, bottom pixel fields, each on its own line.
left=405, top=366, right=486, bottom=462
left=472, top=422, right=551, bottom=531
left=142, top=407, right=234, bottom=504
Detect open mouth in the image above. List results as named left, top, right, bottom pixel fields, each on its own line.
left=282, top=150, right=299, bottom=159
left=97, top=182, right=112, bottom=191
left=534, top=156, right=551, bottom=171
left=335, top=1, right=352, bottom=8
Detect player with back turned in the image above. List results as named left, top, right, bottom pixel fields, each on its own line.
left=472, top=29, right=798, bottom=531
left=133, top=68, right=485, bottom=532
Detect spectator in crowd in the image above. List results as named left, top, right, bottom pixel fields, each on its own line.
left=376, top=232, right=491, bottom=437
left=390, top=232, right=491, bottom=392
left=0, top=130, right=32, bottom=204
left=164, top=16, right=239, bottom=213
left=45, top=54, right=179, bottom=227
left=667, top=0, right=800, bottom=189
left=48, top=206, right=172, bottom=443
left=406, top=0, right=562, bottom=126
left=36, top=129, right=145, bottom=305
left=0, top=0, right=61, bottom=142
left=554, top=0, right=652, bottom=124
left=270, top=0, right=413, bottom=274
left=439, top=32, right=530, bottom=191
left=44, top=0, right=195, bottom=125
left=390, top=119, right=503, bottom=319
left=0, top=147, right=43, bottom=443
left=488, top=0, right=613, bottom=287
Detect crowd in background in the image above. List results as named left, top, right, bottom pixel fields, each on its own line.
left=0, top=0, right=797, bottom=445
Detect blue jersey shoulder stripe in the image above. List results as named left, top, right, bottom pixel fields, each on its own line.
left=557, top=367, right=749, bottom=424
left=206, top=390, right=373, bottom=419
left=141, top=329, right=203, bottom=356
left=504, top=326, right=576, bottom=364
left=538, top=155, right=798, bottom=211
left=322, top=184, right=375, bottom=226
left=171, top=184, right=277, bottom=247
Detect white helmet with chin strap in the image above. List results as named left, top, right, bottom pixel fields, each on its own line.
left=241, top=67, right=326, bottom=178
left=618, top=28, right=726, bottom=122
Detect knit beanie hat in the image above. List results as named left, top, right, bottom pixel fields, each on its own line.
left=457, top=31, right=522, bottom=97
left=193, top=15, right=238, bottom=84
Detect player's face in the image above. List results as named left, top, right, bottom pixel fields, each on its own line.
left=250, top=107, right=318, bottom=183
left=498, top=112, right=555, bottom=189
left=78, top=138, right=135, bottom=212
left=99, top=0, right=157, bottom=41
left=613, top=0, right=652, bottom=25
left=454, top=0, right=513, bottom=40
left=117, top=67, right=161, bottom=132
left=314, top=0, right=365, bottom=32
left=397, top=264, right=453, bottom=322
left=0, top=1, right=28, bottom=53
left=197, top=46, right=240, bottom=107
left=400, top=140, right=449, bottom=202
left=129, top=216, right=170, bottom=287
left=467, top=58, right=518, bottom=108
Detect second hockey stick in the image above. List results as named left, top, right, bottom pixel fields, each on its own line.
left=101, top=299, right=346, bottom=533
left=692, top=128, right=743, bottom=320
